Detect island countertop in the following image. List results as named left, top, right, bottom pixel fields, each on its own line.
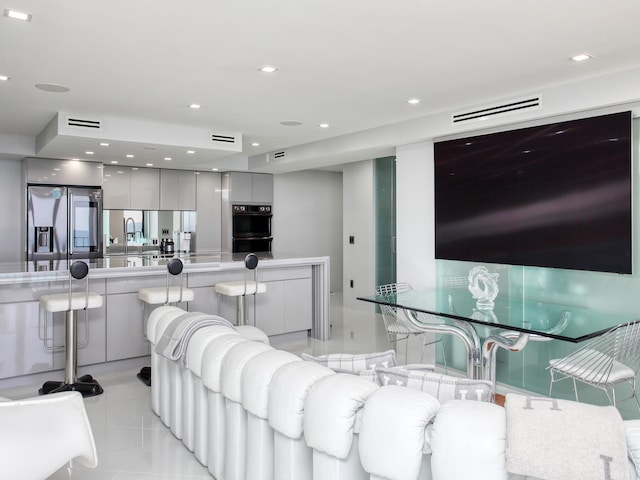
left=0, top=251, right=330, bottom=284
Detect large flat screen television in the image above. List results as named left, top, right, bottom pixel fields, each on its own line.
left=434, top=110, right=632, bottom=274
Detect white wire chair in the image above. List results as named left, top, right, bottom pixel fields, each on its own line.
left=548, top=320, right=640, bottom=409
left=376, top=282, right=447, bottom=369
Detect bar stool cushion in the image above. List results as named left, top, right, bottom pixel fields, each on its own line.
left=215, top=281, right=266, bottom=296
left=138, top=286, right=195, bottom=305
left=39, top=292, right=103, bottom=312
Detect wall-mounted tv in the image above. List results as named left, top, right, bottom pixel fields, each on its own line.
left=434, top=110, right=632, bottom=274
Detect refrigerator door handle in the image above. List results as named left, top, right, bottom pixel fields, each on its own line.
left=68, top=191, right=74, bottom=255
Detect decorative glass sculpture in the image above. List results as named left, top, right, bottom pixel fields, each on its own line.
left=468, top=265, right=499, bottom=310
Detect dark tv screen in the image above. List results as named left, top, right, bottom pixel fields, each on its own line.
left=434, top=111, right=632, bottom=274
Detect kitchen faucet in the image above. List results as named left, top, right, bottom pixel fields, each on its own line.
left=123, top=217, right=136, bottom=255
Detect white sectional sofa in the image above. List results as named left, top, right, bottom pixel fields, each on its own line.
left=148, top=306, right=640, bottom=480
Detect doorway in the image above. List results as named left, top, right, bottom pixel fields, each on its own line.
left=375, top=156, right=396, bottom=287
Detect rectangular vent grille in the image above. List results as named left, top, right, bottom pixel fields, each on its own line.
left=66, top=117, right=102, bottom=130
left=273, top=151, right=285, bottom=159
left=211, top=133, right=237, bottom=144
left=452, top=96, right=541, bottom=124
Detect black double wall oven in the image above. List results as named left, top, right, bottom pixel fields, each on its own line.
left=232, top=204, right=272, bottom=253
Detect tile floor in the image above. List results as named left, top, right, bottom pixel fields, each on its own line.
left=0, top=293, right=637, bottom=478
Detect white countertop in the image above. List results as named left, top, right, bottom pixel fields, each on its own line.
left=0, top=252, right=330, bottom=284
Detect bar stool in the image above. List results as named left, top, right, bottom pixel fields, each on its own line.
left=215, top=253, right=266, bottom=326
left=137, top=258, right=195, bottom=385
left=39, top=261, right=103, bottom=397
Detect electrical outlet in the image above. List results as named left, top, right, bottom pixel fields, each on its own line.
left=350, top=280, right=354, bottom=288
left=349, top=236, right=355, bottom=244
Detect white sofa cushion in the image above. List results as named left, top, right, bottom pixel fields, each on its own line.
left=358, top=385, right=440, bottom=480
left=220, top=341, right=273, bottom=403
left=200, top=334, right=247, bottom=392
left=304, top=373, right=380, bottom=459
left=430, top=399, right=507, bottom=480
left=268, top=361, right=335, bottom=439
left=375, top=366, right=494, bottom=402
left=241, top=349, right=302, bottom=418
left=625, top=420, right=640, bottom=478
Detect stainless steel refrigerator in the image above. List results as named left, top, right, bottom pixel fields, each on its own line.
left=27, top=185, right=103, bottom=261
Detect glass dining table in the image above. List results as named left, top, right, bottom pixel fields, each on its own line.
left=358, top=287, right=639, bottom=384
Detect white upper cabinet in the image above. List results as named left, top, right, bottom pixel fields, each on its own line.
left=130, top=167, right=159, bottom=210
left=226, top=172, right=273, bottom=203
left=160, top=169, right=197, bottom=210
left=102, top=165, right=131, bottom=209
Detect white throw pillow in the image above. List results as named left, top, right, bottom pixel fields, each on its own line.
left=375, top=366, right=493, bottom=402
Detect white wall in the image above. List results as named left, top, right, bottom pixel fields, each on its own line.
left=272, top=170, right=343, bottom=292
left=0, top=159, right=24, bottom=263
left=396, top=141, right=436, bottom=288
left=342, top=160, right=375, bottom=310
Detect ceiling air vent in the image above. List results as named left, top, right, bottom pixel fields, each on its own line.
left=65, top=116, right=102, bottom=130
left=273, top=151, right=285, bottom=159
left=452, top=96, right=541, bottom=124
left=210, top=133, right=237, bottom=145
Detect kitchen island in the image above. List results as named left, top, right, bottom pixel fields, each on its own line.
left=0, top=252, right=330, bottom=384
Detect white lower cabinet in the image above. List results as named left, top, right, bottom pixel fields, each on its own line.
left=106, top=292, right=149, bottom=361
left=0, top=301, right=52, bottom=378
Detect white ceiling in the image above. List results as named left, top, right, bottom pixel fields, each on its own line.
left=2, top=0, right=640, bottom=173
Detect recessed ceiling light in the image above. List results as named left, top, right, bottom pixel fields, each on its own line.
left=132, top=167, right=139, bottom=170
left=189, top=104, right=202, bottom=109
left=572, top=53, right=592, bottom=62
left=85, top=151, right=94, bottom=155
left=407, top=98, right=421, bottom=105
left=259, top=65, right=278, bottom=73
left=110, top=161, right=118, bottom=164
left=126, top=154, right=134, bottom=158
left=319, top=123, right=330, bottom=128
left=164, top=157, right=172, bottom=161
left=211, top=168, right=219, bottom=171
left=146, top=163, right=153, bottom=167
left=0, top=75, right=9, bottom=82
left=35, top=83, right=70, bottom=93
left=100, top=142, right=109, bottom=146
left=251, top=142, right=260, bottom=147
left=4, top=8, right=32, bottom=22
left=54, top=168, right=60, bottom=171
left=186, top=150, right=195, bottom=154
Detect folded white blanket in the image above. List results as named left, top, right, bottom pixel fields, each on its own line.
left=155, top=312, right=235, bottom=366
left=505, top=393, right=628, bottom=480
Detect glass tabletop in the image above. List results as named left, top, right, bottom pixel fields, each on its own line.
left=358, top=287, right=639, bottom=343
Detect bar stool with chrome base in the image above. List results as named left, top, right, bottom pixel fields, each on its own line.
left=215, top=253, right=266, bottom=326
left=137, top=258, right=195, bottom=385
left=39, top=261, right=103, bottom=397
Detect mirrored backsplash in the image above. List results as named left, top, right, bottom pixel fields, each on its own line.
left=104, top=210, right=197, bottom=254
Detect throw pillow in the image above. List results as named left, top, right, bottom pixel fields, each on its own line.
left=375, top=366, right=493, bottom=402
left=301, top=350, right=397, bottom=372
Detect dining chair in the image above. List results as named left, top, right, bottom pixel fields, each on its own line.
left=548, top=320, right=640, bottom=409
left=376, top=282, right=447, bottom=369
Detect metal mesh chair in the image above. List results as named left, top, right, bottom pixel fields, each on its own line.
left=376, top=282, right=447, bottom=369
left=548, top=321, right=640, bottom=409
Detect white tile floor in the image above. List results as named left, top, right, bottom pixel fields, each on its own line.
left=1, top=293, right=637, bottom=478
